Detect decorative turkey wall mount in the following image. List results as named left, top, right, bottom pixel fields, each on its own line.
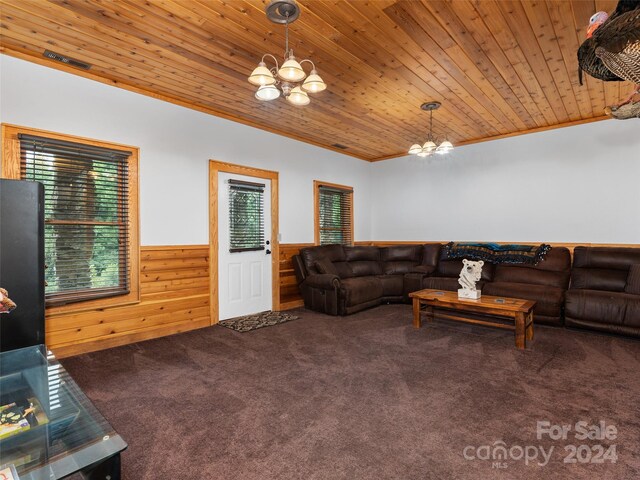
left=577, top=0, right=640, bottom=119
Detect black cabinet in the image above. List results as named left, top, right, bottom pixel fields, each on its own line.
left=0, top=179, right=45, bottom=352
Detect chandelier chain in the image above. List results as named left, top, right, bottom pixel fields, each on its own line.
left=429, top=109, right=433, bottom=142
left=285, top=13, right=290, bottom=57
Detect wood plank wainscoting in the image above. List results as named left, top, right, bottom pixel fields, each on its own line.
left=50, top=244, right=308, bottom=357
left=279, top=243, right=314, bottom=310
left=49, top=245, right=210, bottom=358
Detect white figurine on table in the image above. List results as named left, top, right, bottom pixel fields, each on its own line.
left=458, top=259, right=483, bottom=299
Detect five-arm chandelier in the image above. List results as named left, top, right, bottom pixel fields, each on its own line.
left=408, top=102, right=454, bottom=156
left=248, top=0, right=326, bottom=106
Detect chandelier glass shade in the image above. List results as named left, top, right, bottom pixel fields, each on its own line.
left=409, top=102, right=454, bottom=157
left=248, top=0, right=326, bottom=106
left=255, top=84, right=281, bottom=101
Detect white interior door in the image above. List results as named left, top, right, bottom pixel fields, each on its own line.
left=218, top=172, right=272, bottom=320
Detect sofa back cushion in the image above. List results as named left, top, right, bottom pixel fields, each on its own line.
left=344, top=246, right=382, bottom=276
left=493, top=247, right=571, bottom=288
left=315, top=258, right=338, bottom=276
left=300, top=244, right=353, bottom=279
left=571, top=247, right=640, bottom=292
left=626, top=265, right=640, bottom=295
left=380, top=245, right=422, bottom=275
left=381, top=245, right=422, bottom=262
left=420, top=244, right=442, bottom=268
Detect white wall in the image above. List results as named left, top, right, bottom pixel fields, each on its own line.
left=2, top=55, right=639, bottom=246
left=0, top=55, right=371, bottom=245
left=371, top=119, right=640, bottom=243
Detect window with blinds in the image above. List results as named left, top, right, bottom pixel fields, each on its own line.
left=18, top=134, right=132, bottom=306
left=229, top=179, right=265, bottom=253
left=316, top=183, right=353, bottom=246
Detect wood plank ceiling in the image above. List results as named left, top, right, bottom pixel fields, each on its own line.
left=0, top=0, right=629, bottom=161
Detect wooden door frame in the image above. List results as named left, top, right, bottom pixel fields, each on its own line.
left=209, top=160, right=280, bottom=324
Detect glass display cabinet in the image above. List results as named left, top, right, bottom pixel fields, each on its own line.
left=0, top=345, right=126, bottom=479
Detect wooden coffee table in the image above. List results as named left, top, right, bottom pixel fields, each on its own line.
left=409, top=289, right=535, bottom=349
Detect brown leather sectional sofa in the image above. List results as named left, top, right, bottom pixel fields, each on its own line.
left=293, top=244, right=424, bottom=316
left=293, top=243, right=640, bottom=338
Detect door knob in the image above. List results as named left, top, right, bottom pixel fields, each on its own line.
left=266, top=249, right=272, bottom=255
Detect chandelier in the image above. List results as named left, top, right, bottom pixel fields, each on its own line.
left=248, top=0, right=326, bottom=106
left=408, top=102, right=454, bottom=156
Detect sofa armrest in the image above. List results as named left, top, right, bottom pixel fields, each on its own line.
left=302, top=274, right=340, bottom=290
left=410, top=265, right=436, bottom=275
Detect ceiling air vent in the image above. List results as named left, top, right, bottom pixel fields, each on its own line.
left=43, top=50, right=92, bottom=70
left=332, top=143, right=348, bottom=150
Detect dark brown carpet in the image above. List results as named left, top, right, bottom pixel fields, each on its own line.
left=61, top=304, right=640, bottom=480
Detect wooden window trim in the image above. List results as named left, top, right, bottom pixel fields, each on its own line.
left=313, top=180, right=354, bottom=246
left=1, top=123, right=140, bottom=316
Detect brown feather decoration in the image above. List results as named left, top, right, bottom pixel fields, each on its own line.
left=595, top=9, right=640, bottom=84
left=577, top=0, right=640, bottom=84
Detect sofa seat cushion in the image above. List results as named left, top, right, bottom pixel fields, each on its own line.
left=565, top=289, right=640, bottom=328
left=483, top=282, right=564, bottom=318
left=339, top=277, right=384, bottom=307
left=377, top=275, right=403, bottom=296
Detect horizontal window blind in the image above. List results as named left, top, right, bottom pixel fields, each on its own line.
left=19, top=134, right=132, bottom=306
left=318, top=184, right=353, bottom=246
left=229, top=179, right=265, bottom=253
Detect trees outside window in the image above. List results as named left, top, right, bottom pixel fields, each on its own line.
left=314, top=181, right=353, bottom=246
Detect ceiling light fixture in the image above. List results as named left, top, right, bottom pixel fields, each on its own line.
left=408, top=102, right=454, bottom=157
left=248, top=0, right=326, bottom=106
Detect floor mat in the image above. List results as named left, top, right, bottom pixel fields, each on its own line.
left=218, top=310, right=299, bottom=332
